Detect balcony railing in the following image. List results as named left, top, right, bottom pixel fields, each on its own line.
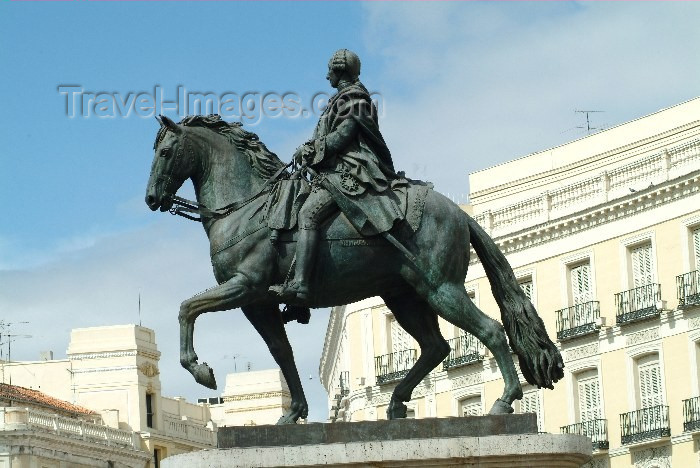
left=560, top=419, right=609, bottom=450
left=0, top=407, right=137, bottom=449
left=556, top=301, right=600, bottom=341
left=615, top=283, right=661, bottom=325
left=161, top=413, right=216, bottom=445
left=339, top=370, right=350, bottom=397
left=678, top=270, right=700, bottom=309
left=375, top=349, right=417, bottom=385
left=443, top=334, right=484, bottom=371
left=620, top=405, right=670, bottom=445
left=683, top=396, right=700, bottom=432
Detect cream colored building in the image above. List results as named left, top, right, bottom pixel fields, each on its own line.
left=320, top=97, right=700, bottom=467
left=2, top=325, right=216, bottom=467
left=207, top=368, right=292, bottom=427
left=0, top=382, right=149, bottom=468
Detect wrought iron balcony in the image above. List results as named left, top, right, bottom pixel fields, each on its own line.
left=375, top=349, right=417, bottom=385
left=683, top=396, right=700, bottom=432
left=678, top=270, right=700, bottom=309
left=615, top=283, right=661, bottom=325
left=556, top=301, right=601, bottom=341
left=620, top=405, right=670, bottom=445
left=443, top=334, right=484, bottom=371
left=339, top=370, right=350, bottom=397
left=560, top=419, right=609, bottom=450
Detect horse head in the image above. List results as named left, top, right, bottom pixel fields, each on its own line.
left=146, top=115, right=196, bottom=212
left=146, top=114, right=287, bottom=216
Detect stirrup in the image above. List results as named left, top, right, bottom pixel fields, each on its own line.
left=269, top=281, right=309, bottom=301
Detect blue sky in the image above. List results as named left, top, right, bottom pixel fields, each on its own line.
left=1, top=2, right=699, bottom=422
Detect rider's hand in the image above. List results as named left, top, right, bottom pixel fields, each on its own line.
left=293, top=147, right=304, bottom=165
left=294, top=143, right=314, bottom=165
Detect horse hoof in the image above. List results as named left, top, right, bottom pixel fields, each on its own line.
left=488, top=398, right=514, bottom=415
left=386, top=400, right=407, bottom=419
left=193, top=363, right=217, bottom=390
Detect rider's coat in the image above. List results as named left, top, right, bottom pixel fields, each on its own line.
left=307, top=82, right=404, bottom=235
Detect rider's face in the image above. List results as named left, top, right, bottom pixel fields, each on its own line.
left=326, top=66, right=341, bottom=88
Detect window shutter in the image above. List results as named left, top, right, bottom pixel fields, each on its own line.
left=639, top=361, right=663, bottom=409
left=578, top=376, right=601, bottom=422
left=390, top=318, right=411, bottom=354
left=460, top=396, right=482, bottom=417
left=631, top=244, right=653, bottom=288
left=693, top=227, right=700, bottom=270
left=520, top=388, right=542, bottom=431
left=571, top=263, right=592, bottom=305
left=520, top=280, right=533, bottom=300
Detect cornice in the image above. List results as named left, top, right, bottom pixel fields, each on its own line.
left=71, top=365, right=138, bottom=374
left=319, top=305, right=345, bottom=389
left=69, top=349, right=161, bottom=361
left=222, top=390, right=291, bottom=402
left=470, top=170, right=700, bottom=264
left=470, top=122, right=700, bottom=204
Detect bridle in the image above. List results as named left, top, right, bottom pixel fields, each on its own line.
left=160, top=129, right=291, bottom=222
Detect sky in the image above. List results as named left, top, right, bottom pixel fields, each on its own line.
left=1, top=2, right=699, bottom=423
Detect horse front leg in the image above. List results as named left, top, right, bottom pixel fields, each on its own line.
left=179, top=273, right=254, bottom=390
left=242, top=304, right=308, bottom=424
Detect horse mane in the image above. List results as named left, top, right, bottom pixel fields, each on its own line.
left=154, top=115, right=286, bottom=179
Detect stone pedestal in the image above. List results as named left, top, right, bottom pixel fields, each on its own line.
left=162, top=415, right=591, bottom=467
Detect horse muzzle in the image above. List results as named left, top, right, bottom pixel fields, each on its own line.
left=145, top=186, right=174, bottom=212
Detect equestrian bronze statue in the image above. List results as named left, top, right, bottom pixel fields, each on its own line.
left=145, top=49, right=564, bottom=424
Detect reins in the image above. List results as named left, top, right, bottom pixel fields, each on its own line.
left=168, top=153, right=293, bottom=223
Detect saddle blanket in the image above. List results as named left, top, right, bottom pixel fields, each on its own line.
left=266, top=178, right=433, bottom=241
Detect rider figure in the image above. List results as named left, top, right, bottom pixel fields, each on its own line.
left=270, top=49, right=402, bottom=301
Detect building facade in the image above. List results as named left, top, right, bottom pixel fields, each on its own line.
left=0, top=382, right=149, bottom=468
left=206, top=369, right=292, bottom=427
left=2, top=325, right=217, bottom=468
left=319, top=97, right=700, bottom=467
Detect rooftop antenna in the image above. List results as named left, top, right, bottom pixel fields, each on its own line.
left=1, top=335, right=32, bottom=386
left=575, top=110, right=604, bottom=134
left=138, top=292, right=142, bottom=326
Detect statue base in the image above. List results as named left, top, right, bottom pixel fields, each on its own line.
left=162, top=415, right=592, bottom=467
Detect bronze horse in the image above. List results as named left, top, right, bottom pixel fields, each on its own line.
left=145, top=115, right=564, bottom=424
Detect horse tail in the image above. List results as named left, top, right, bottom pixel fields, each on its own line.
left=466, top=214, right=564, bottom=389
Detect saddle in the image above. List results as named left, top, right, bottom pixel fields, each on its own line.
left=264, top=177, right=432, bottom=242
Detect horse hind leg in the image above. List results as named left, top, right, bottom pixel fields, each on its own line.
left=242, top=304, right=308, bottom=424
left=423, top=282, right=523, bottom=414
left=381, top=293, right=450, bottom=420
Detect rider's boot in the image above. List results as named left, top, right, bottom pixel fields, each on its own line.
left=269, top=229, right=319, bottom=302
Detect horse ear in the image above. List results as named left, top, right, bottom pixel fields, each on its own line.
left=156, top=115, right=163, bottom=126
left=160, top=115, right=182, bottom=134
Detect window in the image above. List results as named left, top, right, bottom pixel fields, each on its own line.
left=570, top=263, right=592, bottom=305
left=459, top=395, right=482, bottom=417
left=637, top=355, right=663, bottom=409
left=153, top=448, right=162, bottom=468
left=576, top=369, right=602, bottom=423
left=631, top=243, right=653, bottom=288
left=519, top=278, right=533, bottom=301
left=390, top=317, right=411, bottom=353
left=519, top=385, right=542, bottom=431
left=146, top=392, right=154, bottom=428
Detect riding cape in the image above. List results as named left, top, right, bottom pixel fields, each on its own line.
left=307, top=82, right=405, bottom=236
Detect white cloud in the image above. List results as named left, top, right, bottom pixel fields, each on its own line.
left=0, top=218, right=331, bottom=421
left=362, top=2, right=700, bottom=199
